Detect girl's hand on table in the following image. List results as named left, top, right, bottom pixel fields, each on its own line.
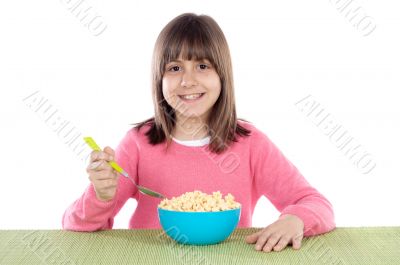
left=245, top=214, right=304, bottom=252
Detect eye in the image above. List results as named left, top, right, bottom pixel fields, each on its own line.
left=167, top=65, right=181, bottom=72
left=198, top=64, right=210, bottom=70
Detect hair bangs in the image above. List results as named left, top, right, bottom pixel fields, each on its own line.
left=162, top=20, right=217, bottom=71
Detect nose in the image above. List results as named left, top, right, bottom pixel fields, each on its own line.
left=181, top=69, right=198, bottom=88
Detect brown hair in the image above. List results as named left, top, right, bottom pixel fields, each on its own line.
left=134, top=13, right=251, bottom=154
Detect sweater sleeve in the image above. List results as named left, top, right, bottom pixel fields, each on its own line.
left=62, top=129, right=139, bottom=231
left=251, top=130, right=335, bottom=236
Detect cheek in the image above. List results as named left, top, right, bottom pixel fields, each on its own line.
left=161, top=79, right=169, bottom=97
left=162, top=77, right=178, bottom=107
left=207, top=74, right=222, bottom=98
left=162, top=76, right=179, bottom=93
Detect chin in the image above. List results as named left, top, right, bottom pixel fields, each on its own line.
left=179, top=110, right=208, bottom=120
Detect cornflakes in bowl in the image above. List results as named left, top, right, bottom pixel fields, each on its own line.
left=158, top=191, right=241, bottom=245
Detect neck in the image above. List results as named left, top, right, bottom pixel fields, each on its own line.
left=172, top=114, right=209, bottom=141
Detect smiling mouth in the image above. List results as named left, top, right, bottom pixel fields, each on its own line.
left=178, top=93, right=205, bottom=101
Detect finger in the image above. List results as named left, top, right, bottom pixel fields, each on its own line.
left=89, top=170, right=118, bottom=181
left=273, top=235, right=291, bottom=252
left=291, top=234, right=303, bottom=250
left=245, top=230, right=263, bottom=244
left=90, top=151, right=111, bottom=163
left=94, top=178, right=118, bottom=190
left=90, top=151, right=100, bottom=162
left=103, top=146, right=115, bottom=161
left=88, top=160, right=102, bottom=170
left=261, top=234, right=281, bottom=252
left=254, top=230, right=272, bottom=251
left=87, top=160, right=115, bottom=173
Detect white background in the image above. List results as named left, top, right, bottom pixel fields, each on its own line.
left=1, top=0, right=399, bottom=229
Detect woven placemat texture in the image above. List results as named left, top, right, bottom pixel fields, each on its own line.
left=1, top=227, right=399, bottom=265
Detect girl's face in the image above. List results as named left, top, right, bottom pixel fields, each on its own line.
left=162, top=58, right=221, bottom=122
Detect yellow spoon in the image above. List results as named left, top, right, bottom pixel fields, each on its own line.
left=83, top=137, right=165, bottom=199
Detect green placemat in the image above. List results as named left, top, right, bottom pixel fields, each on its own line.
left=1, top=227, right=399, bottom=265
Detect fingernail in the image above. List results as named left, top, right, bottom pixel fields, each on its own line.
left=90, top=161, right=101, bottom=169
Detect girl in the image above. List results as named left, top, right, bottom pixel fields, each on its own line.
left=63, top=13, right=335, bottom=252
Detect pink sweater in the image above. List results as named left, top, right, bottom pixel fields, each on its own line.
left=62, top=121, right=335, bottom=236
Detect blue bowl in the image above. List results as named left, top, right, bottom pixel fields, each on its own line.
left=158, top=207, right=241, bottom=245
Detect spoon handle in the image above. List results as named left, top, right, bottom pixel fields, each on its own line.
left=83, top=137, right=165, bottom=199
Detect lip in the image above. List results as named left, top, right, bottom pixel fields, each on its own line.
left=178, top=92, right=206, bottom=96
left=178, top=93, right=205, bottom=103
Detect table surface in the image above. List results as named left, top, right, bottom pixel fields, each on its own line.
left=1, top=227, right=399, bottom=265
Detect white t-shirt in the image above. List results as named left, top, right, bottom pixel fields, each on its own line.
left=172, top=136, right=210, bottom=147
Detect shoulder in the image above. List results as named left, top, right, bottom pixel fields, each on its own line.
left=237, top=119, right=269, bottom=143
left=118, top=123, right=152, bottom=152
left=236, top=120, right=276, bottom=157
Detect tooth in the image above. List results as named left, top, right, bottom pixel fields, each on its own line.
left=182, top=93, right=202, bottom=100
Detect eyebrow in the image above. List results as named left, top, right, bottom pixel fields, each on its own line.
left=167, top=59, right=210, bottom=64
